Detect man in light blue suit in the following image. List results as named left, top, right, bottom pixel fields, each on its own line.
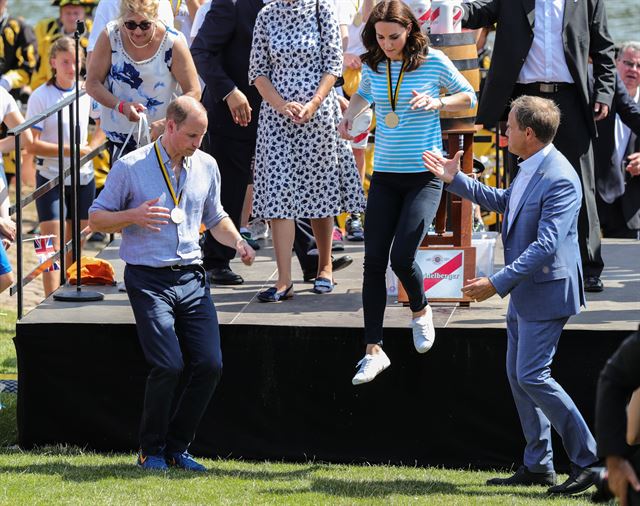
left=423, top=96, right=598, bottom=496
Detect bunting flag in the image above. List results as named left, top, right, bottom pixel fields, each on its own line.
left=33, top=236, right=59, bottom=272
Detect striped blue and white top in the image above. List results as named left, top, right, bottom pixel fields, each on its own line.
left=357, top=49, right=476, bottom=173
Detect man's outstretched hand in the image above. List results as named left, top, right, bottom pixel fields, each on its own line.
left=461, top=277, right=497, bottom=302
left=422, top=150, right=464, bottom=183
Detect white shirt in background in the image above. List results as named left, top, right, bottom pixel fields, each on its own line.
left=190, top=0, right=211, bottom=44
left=26, top=84, right=94, bottom=185
left=614, top=87, right=640, bottom=170
left=517, top=0, right=573, bottom=84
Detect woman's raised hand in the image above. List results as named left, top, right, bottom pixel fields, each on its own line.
left=410, top=90, right=443, bottom=111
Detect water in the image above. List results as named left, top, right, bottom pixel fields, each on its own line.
left=6, top=0, right=640, bottom=44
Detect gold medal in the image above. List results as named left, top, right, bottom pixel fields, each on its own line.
left=174, top=18, right=183, bottom=31
left=384, top=111, right=400, bottom=128
left=353, top=11, right=363, bottom=26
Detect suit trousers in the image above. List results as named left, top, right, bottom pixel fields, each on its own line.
left=505, top=302, right=597, bottom=472
left=124, top=264, right=223, bottom=456
left=202, top=135, right=255, bottom=270
left=511, top=84, right=604, bottom=277
left=596, top=193, right=639, bottom=238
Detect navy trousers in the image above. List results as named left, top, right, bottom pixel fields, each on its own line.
left=124, top=264, right=223, bottom=456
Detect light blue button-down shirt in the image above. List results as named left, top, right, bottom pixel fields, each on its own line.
left=89, top=139, right=228, bottom=267
left=507, top=143, right=553, bottom=232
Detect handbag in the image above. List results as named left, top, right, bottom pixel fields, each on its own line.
left=315, top=0, right=345, bottom=88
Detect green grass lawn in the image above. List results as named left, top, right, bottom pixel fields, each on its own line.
left=0, top=309, right=16, bottom=375
left=0, top=310, right=600, bottom=505
left=0, top=448, right=597, bottom=505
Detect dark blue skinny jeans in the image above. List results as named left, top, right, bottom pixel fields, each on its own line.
left=363, top=171, right=443, bottom=345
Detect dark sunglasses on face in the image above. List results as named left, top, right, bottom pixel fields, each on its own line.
left=123, top=20, right=153, bottom=31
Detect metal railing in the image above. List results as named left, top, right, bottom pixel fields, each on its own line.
left=6, top=89, right=107, bottom=319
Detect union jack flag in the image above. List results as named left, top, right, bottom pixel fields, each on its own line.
left=33, top=236, right=59, bottom=272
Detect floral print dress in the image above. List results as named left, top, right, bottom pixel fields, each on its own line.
left=248, top=0, right=365, bottom=219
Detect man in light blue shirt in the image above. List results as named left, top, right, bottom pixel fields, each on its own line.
left=89, top=96, right=255, bottom=472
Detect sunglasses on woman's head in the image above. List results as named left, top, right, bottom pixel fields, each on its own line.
left=123, top=20, right=153, bottom=31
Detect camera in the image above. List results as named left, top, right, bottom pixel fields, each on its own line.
left=591, top=462, right=640, bottom=505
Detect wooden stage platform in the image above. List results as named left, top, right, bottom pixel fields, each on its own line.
left=20, top=237, right=639, bottom=334
left=14, top=237, right=639, bottom=469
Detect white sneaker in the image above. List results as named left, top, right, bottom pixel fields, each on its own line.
left=247, top=219, right=270, bottom=240
left=411, top=305, right=435, bottom=353
left=352, top=350, right=391, bottom=385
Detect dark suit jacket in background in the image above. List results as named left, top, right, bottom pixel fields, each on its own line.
left=462, top=0, right=616, bottom=135
left=190, top=0, right=264, bottom=140
left=594, top=75, right=640, bottom=211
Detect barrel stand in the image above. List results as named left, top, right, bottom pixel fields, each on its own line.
left=397, top=128, right=477, bottom=306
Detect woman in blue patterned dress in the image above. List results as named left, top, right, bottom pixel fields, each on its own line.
left=86, top=0, right=200, bottom=159
left=338, top=0, right=476, bottom=385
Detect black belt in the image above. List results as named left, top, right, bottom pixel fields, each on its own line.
left=129, top=263, right=204, bottom=272
left=516, top=82, right=574, bottom=94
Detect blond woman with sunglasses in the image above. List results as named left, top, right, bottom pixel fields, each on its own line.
left=87, top=0, right=200, bottom=160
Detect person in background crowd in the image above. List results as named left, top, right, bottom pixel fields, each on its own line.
left=0, top=0, right=37, bottom=98
left=89, top=96, right=255, bottom=471
left=0, top=173, right=14, bottom=293
left=424, top=95, right=599, bottom=496
left=189, top=0, right=209, bottom=45
left=30, top=0, right=96, bottom=90
left=170, top=0, right=203, bottom=44
left=336, top=0, right=376, bottom=243
left=0, top=84, right=31, bottom=183
left=462, top=0, right=616, bottom=293
left=86, top=0, right=173, bottom=60
left=0, top=0, right=37, bottom=187
left=191, top=0, right=355, bottom=286
left=190, top=0, right=263, bottom=286
left=26, top=36, right=97, bottom=297
left=596, top=324, right=640, bottom=506
left=595, top=41, right=640, bottom=239
left=86, top=0, right=200, bottom=159
left=249, top=0, right=365, bottom=301
left=339, top=0, right=475, bottom=385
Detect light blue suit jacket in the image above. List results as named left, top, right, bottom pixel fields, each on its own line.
left=447, top=146, right=586, bottom=321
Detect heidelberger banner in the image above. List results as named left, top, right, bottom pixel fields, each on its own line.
left=416, top=249, right=464, bottom=299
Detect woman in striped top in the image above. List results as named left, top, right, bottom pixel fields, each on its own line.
left=338, top=0, right=476, bottom=385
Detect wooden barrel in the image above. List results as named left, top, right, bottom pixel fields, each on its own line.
left=429, top=31, right=480, bottom=132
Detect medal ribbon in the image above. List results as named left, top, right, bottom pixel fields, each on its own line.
left=386, top=59, right=407, bottom=114
left=173, top=0, right=183, bottom=16
left=153, top=141, right=183, bottom=208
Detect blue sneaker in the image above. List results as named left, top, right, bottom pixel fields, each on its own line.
left=166, top=451, right=207, bottom=472
left=137, top=452, right=168, bottom=471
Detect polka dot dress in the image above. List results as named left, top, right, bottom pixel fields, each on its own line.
left=248, top=0, right=365, bottom=219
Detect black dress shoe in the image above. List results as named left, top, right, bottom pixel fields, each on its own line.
left=584, top=275, right=604, bottom=292
left=547, top=463, right=596, bottom=495
left=303, top=255, right=354, bottom=282
left=207, top=267, right=244, bottom=285
left=486, top=465, right=556, bottom=486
